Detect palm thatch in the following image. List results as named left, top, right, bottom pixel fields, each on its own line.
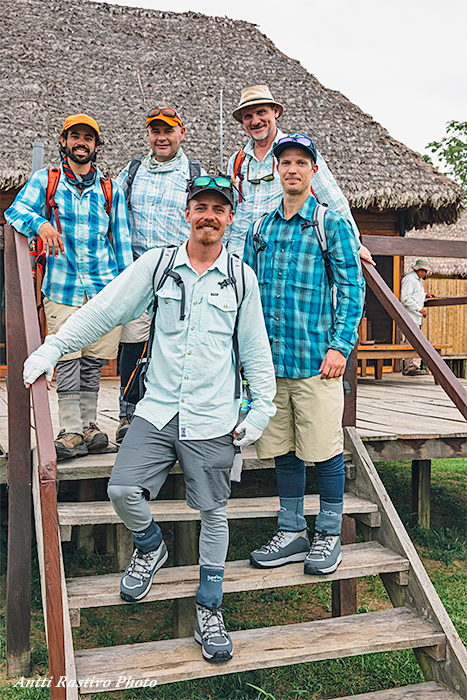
left=405, top=211, right=467, bottom=278
left=1, top=0, right=464, bottom=229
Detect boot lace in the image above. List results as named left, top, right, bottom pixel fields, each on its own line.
left=198, top=606, right=229, bottom=643
left=309, top=531, right=334, bottom=557
left=126, top=549, right=158, bottom=582
left=261, top=530, right=289, bottom=553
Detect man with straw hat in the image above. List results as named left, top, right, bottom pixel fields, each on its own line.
left=227, top=84, right=373, bottom=264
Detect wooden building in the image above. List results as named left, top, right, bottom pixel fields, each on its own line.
left=0, top=0, right=465, bottom=374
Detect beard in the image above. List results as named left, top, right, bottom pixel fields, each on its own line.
left=249, top=126, right=271, bottom=142
left=61, top=143, right=96, bottom=164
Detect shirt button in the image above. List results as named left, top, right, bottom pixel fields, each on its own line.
left=184, top=376, right=189, bottom=380
left=279, top=272, right=282, bottom=276
left=181, top=399, right=185, bottom=403
left=224, top=304, right=228, bottom=308
left=274, top=339, right=278, bottom=343
left=188, top=351, right=192, bottom=355
left=190, top=326, right=194, bottom=330
left=277, top=294, right=280, bottom=298
left=193, top=301, right=197, bottom=305
left=164, top=300, right=168, bottom=304
left=281, top=249, right=285, bottom=252
left=276, top=317, right=279, bottom=320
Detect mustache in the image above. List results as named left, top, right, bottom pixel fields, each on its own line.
left=195, top=220, right=219, bottom=230
left=72, top=145, right=90, bottom=154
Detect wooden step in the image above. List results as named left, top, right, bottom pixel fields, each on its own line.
left=58, top=492, right=379, bottom=539
left=66, top=541, right=409, bottom=611
left=332, top=681, right=461, bottom=699
left=74, top=607, right=445, bottom=693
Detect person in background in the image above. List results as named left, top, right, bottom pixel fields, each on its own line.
left=400, top=258, right=436, bottom=376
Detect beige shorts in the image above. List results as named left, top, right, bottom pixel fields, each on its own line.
left=44, top=297, right=122, bottom=361
left=120, top=310, right=151, bottom=344
left=255, top=375, right=344, bottom=463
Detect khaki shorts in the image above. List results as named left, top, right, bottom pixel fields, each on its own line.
left=120, top=310, right=151, bottom=344
left=44, top=297, right=122, bottom=361
left=255, top=375, right=344, bottom=463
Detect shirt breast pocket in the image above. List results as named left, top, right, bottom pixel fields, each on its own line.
left=155, top=287, right=183, bottom=335
left=203, top=293, right=237, bottom=341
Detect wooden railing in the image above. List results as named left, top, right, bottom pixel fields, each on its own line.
left=361, top=260, right=467, bottom=421
left=5, top=225, right=66, bottom=698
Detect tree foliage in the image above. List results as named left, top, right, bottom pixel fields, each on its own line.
left=424, top=120, right=467, bottom=194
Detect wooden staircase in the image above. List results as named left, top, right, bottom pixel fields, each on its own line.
left=31, top=429, right=467, bottom=699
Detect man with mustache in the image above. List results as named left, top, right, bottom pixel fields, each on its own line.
left=114, top=107, right=206, bottom=444
left=226, top=84, right=373, bottom=265
left=6, top=114, right=132, bottom=459
left=23, top=175, right=277, bottom=663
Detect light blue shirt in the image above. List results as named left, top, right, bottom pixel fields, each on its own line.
left=226, top=128, right=360, bottom=257
left=33, top=243, right=277, bottom=440
left=116, top=154, right=206, bottom=258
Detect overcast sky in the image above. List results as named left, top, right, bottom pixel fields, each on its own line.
left=98, top=0, right=466, bottom=170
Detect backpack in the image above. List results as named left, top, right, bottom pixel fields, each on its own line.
left=125, top=157, right=202, bottom=211
left=123, top=246, right=246, bottom=407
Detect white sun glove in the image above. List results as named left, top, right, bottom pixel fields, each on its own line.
left=23, top=354, right=54, bottom=387
left=233, top=420, right=263, bottom=447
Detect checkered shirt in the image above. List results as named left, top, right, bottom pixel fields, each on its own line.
left=243, top=195, right=365, bottom=378
left=5, top=165, right=133, bottom=307
left=116, top=153, right=206, bottom=258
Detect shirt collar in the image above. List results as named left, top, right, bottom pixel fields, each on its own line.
left=244, top=127, right=287, bottom=161
left=174, top=240, right=229, bottom=276
left=276, top=193, right=317, bottom=222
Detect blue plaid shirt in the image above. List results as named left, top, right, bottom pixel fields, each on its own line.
left=116, top=153, right=206, bottom=258
left=243, top=195, right=365, bottom=378
left=5, top=165, right=133, bottom=307
left=227, top=128, right=360, bottom=257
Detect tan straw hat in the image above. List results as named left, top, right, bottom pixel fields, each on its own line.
left=232, top=85, right=284, bottom=123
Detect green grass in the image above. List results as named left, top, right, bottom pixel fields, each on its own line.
left=0, top=457, right=465, bottom=699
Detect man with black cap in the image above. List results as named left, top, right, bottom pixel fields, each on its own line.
left=227, top=84, right=373, bottom=265
left=243, top=133, right=365, bottom=576
left=23, top=175, right=276, bottom=663
left=400, top=259, right=436, bottom=376
left=115, top=107, right=206, bottom=443
left=6, top=114, right=132, bottom=459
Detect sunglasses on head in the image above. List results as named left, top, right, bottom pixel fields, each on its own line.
left=190, top=176, right=232, bottom=191
left=147, top=107, right=181, bottom=121
left=277, top=134, right=314, bottom=147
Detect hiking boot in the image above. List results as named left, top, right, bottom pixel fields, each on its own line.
left=120, top=541, right=168, bottom=602
left=54, top=431, right=88, bottom=461
left=116, top=416, right=132, bottom=444
left=304, top=531, right=342, bottom=575
left=195, top=604, right=233, bottom=663
left=83, top=422, right=108, bottom=453
left=249, top=529, right=310, bottom=568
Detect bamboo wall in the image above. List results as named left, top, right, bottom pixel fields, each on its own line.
left=423, top=278, right=467, bottom=357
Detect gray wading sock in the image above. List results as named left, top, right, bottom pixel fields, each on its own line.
left=314, top=500, right=343, bottom=535
left=79, top=391, right=98, bottom=428
left=277, top=496, right=307, bottom=531
left=132, top=519, right=163, bottom=553
left=57, top=392, right=83, bottom=434
left=196, top=566, right=224, bottom=608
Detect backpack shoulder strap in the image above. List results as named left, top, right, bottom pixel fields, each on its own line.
left=304, top=203, right=333, bottom=290
left=126, top=157, right=143, bottom=211
left=46, top=168, right=61, bottom=222
left=227, top=252, right=246, bottom=309
left=100, top=176, right=113, bottom=217
left=232, top=149, right=247, bottom=202
left=188, top=159, right=201, bottom=180
left=152, top=245, right=179, bottom=294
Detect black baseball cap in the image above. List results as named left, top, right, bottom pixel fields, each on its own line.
left=186, top=175, right=235, bottom=208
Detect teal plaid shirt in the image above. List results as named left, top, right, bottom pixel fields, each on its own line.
left=243, top=195, right=365, bottom=378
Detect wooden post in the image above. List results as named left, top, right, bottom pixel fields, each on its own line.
left=173, top=473, right=198, bottom=638
left=76, top=480, right=95, bottom=554
left=342, top=344, right=358, bottom=427
left=331, top=514, right=357, bottom=617
left=5, top=226, right=31, bottom=677
left=411, top=460, right=431, bottom=529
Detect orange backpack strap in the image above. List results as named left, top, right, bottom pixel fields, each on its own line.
left=100, top=176, right=113, bottom=244
left=46, top=168, right=62, bottom=231
left=232, top=149, right=247, bottom=202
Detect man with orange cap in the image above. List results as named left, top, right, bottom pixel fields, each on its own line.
left=6, top=114, right=133, bottom=459
left=115, top=107, right=206, bottom=443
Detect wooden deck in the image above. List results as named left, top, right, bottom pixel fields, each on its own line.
left=1, top=374, right=466, bottom=465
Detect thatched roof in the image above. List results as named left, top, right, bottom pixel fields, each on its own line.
left=1, top=0, right=464, bottom=229
left=405, top=211, right=467, bottom=278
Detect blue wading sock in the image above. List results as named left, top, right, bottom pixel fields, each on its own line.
left=196, top=566, right=224, bottom=608
left=314, top=500, right=344, bottom=536
left=131, top=519, right=162, bottom=553
left=277, top=497, right=307, bottom=532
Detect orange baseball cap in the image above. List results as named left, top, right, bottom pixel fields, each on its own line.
left=62, top=114, right=100, bottom=136
left=146, top=107, right=183, bottom=129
